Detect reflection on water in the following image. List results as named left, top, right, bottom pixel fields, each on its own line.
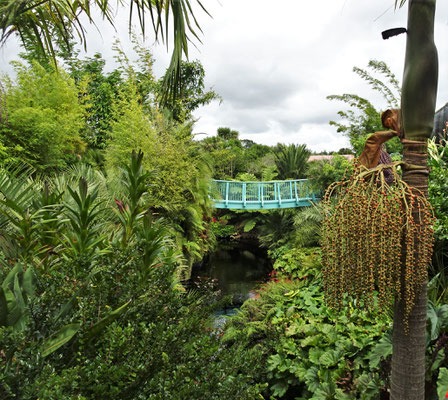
left=194, top=241, right=271, bottom=306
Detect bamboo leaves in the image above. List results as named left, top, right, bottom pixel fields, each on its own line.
left=0, top=0, right=210, bottom=102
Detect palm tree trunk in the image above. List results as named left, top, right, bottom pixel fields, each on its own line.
left=391, top=142, right=429, bottom=399
left=390, top=0, right=438, bottom=398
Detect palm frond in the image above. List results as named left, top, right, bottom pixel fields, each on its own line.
left=0, top=165, right=37, bottom=229
left=0, top=0, right=210, bottom=102
left=292, top=203, right=324, bottom=248
left=274, top=144, right=311, bottom=180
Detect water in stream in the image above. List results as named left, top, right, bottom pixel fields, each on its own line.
left=192, top=241, right=272, bottom=319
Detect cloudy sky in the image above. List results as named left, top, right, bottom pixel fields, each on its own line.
left=2, top=0, right=448, bottom=152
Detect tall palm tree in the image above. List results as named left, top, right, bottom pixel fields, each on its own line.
left=0, top=0, right=209, bottom=103
left=390, top=0, right=438, bottom=399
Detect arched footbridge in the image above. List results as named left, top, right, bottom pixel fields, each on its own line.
left=210, top=179, right=320, bottom=210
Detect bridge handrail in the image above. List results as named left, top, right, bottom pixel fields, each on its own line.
left=210, top=178, right=318, bottom=209
left=212, top=178, right=309, bottom=184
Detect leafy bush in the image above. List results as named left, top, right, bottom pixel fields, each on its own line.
left=428, top=135, right=448, bottom=244
left=222, top=246, right=448, bottom=399
left=211, top=217, right=237, bottom=238
left=0, top=61, right=86, bottom=171
left=104, top=84, right=216, bottom=271
left=274, top=143, right=310, bottom=180
left=223, top=247, right=392, bottom=399
left=307, top=154, right=352, bottom=193
left=0, top=154, right=262, bottom=399
left=428, top=135, right=448, bottom=296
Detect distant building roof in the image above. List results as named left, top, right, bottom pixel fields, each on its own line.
left=433, top=103, right=448, bottom=141
left=308, top=154, right=354, bottom=162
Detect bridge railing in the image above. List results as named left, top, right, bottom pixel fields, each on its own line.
left=211, top=179, right=318, bottom=209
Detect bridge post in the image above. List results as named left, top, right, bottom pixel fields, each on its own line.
left=243, top=182, right=246, bottom=208
left=277, top=182, right=282, bottom=206
left=261, top=182, right=264, bottom=208
left=294, top=181, right=299, bottom=204
left=225, top=181, right=229, bottom=207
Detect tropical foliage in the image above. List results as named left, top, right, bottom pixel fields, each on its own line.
left=0, top=0, right=210, bottom=101
left=0, top=61, right=86, bottom=171
left=428, top=132, right=448, bottom=299
left=200, top=127, right=273, bottom=179
left=274, top=143, right=311, bottom=180
left=328, top=59, right=402, bottom=155
left=307, top=154, right=352, bottom=193
left=223, top=247, right=392, bottom=399
left=0, top=154, right=263, bottom=399
left=1, top=4, right=448, bottom=398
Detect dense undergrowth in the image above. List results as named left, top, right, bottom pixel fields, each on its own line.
left=2, top=47, right=448, bottom=399
left=0, top=153, right=264, bottom=399
left=215, top=134, right=448, bottom=399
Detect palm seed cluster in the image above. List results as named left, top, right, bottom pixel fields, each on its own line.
left=322, top=161, right=434, bottom=322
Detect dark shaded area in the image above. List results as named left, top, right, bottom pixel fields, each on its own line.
left=192, top=241, right=272, bottom=307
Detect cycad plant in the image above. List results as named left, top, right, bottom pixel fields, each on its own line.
left=274, top=144, right=311, bottom=180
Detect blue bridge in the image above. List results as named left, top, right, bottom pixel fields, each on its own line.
left=210, top=179, right=319, bottom=210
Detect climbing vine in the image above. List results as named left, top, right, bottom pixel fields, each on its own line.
left=322, top=161, right=434, bottom=323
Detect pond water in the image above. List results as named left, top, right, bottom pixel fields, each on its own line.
left=191, top=241, right=272, bottom=318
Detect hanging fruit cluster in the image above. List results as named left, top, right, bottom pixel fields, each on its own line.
left=322, top=161, right=434, bottom=322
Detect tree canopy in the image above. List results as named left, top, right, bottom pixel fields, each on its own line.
left=0, top=0, right=210, bottom=102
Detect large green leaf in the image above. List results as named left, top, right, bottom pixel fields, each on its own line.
left=437, top=368, right=448, bottom=400
left=313, top=382, right=337, bottom=399
left=304, top=366, right=320, bottom=393
left=243, top=219, right=257, bottom=233
left=22, top=266, right=36, bottom=300
left=368, top=332, right=392, bottom=369
left=427, top=301, right=448, bottom=341
left=357, top=373, right=382, bottom=400
left=83, top=300, right=131, bottom=342
left=2, top=263, right=23, bottom=289
left=41, top=323, right=81, bottom=357
left=3, top=286, right=19, bottom=327
left=0, top=262, right=35, bottom=331
left=319, top=348, right=344, bottom=367
left=12, top=274, right=28, bottom=330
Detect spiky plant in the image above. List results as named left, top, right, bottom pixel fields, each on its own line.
left=274, top=144, right=311, bottom=180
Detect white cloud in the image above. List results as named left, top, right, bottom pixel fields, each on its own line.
left=2, top=0, right=448, bottom=152
left=188, top=0, right=448, bottom=151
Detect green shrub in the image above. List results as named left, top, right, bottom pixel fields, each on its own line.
left=223, top=247, right=391, bottom=399
left=0, top=61, right=86, bottom=171
left=0, top=154, right=262, bottom=399
left=307, top=154, right=352, bottom=194
left=211, top=218, right=237, bottom=238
